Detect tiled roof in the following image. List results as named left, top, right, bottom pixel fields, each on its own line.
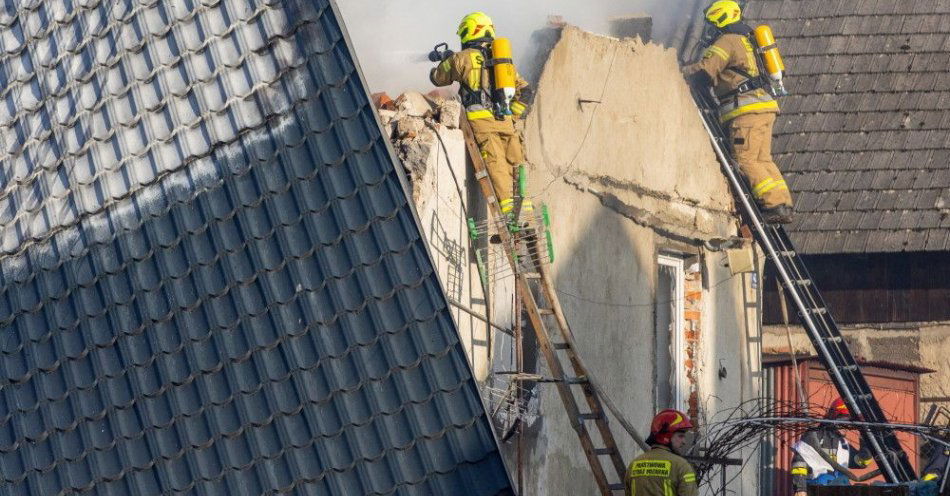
left=0, top=0, right=512, bottom=494
left=743, top=0, right=950, bottom=254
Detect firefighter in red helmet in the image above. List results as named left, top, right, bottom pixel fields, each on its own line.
left=626, top=409, right=698, bottom=496
left=790, top=398, right=873, bottom=495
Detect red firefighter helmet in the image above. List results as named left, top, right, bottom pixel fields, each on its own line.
left=650, top=409, right=694, bottom=445
left=829, top=397, right=850, bottom=418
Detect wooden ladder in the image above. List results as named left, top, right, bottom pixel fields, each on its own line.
left=461, top=121, right=627, bottom=495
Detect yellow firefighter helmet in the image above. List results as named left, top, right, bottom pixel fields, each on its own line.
left=458, top=12, right=495, bottom=43
left=705, top=1, right=742, bottom=28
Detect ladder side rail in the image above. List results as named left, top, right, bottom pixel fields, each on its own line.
left=532, top=261, right=627, bottom=480
left=693, top=93, right=914, bottom=476
left=519, top=278, right=616, bottom=495
left=771, top=212, right=915, bottom=477
left=460, top=120, right=621, bottom=495
left=691, top=102, right=905, bottom=483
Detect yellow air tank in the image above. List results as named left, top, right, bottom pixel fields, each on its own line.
left=491, top=37, right=516, bottom=115
left=753, top=25, right=785, bottom=89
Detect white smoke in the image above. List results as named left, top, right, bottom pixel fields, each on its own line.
left=337, top=0, right=701, bottom=94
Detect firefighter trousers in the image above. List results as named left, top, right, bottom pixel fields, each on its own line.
left=728, top=112, right=793, bottom=209
left=470, top=117, right=525, bottom=215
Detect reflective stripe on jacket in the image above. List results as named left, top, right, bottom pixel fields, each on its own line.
left=627, top=446, right=698, bottom=496
left=685, top=32, right=779, bottom=123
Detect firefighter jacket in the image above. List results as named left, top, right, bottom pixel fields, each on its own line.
left=626, top=445, right=698, bottom=496
left=922, top=446, right=949, bottom=482
left=429, top=45, right=530, bottom=121
left=790, top=427, right=872, bottom=492
left=684, top=23, right=779, bottom=123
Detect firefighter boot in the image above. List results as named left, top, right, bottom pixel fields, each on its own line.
left=762, top=205, right=794, bottom=224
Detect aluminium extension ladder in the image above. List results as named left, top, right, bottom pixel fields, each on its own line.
left=460, top=120, right=628, bottom=495
left=689, top=86, right=917, bottom=483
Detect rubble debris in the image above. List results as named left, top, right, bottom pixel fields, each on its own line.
left=437, top=99, right=461, bottom=128
left=381, top=92, right=466, bottom=208
left=372, top=91, right=395, bottom=110
left=395, top=91, right=435, bottom=117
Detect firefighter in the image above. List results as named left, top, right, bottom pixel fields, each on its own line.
left=921, top=444, right=949, bottom=484
left=790, top=398, right=873, bottom=495
left=430, top=12, right=534, bottom=229
left=683, top=1, right=795, bottom=224
left=626, top=409, right=699, bottom=496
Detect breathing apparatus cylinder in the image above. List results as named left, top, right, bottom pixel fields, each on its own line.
left=753, top=25, right=787, bottom=96
left=491, top=37, right=516, bottom=117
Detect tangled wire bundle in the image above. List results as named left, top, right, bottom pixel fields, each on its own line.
left=689, top=399, right=950, bottom=494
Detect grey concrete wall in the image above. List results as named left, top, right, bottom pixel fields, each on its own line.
left=516, top=27, right=762, bottom=496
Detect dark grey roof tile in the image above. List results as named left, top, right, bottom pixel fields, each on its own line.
left=879, top=210, right=905, bottom=229
left=916, top=209, right=942, bottom=228
left=933, top=169, right=950, bottom=188
left=924, top=228, right=950, bottom=250
left=916, top=188, right=941, bottom=208
left=875, top=190, right=901, bottom=210
left=841, top=231, right=871, bottom=252
left=837, top=210, right=865, bottom=230
left=821, top=231, right=849, bottom=253
left=894, top=190, right=921, bottom=210
left=857, top=211, right=882, bottom=230
left=799, top=231, right=828, bottom=254
left=0, top=0, right=511, bottom=492
left=816, top=211, right=841, bottom=230
left=902, top=229, right=929, bottom=251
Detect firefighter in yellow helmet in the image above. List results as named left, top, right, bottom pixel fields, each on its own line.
left=626, top=409, right=699, bottom=496
left=429, top=12, right=534, bottom=227
left=684, top=1, right=795, bottom=224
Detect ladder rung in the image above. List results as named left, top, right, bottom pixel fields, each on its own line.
left=779, top=250, right=797, bottom=257
left=823, top=336, right=842, bottom=343
left=475, top=170, right=489, bottom=179
left=840, top=365, right=858, bottom=372
left=795, top=279, right=812, bottom=286
left=565, top=376, right=589, bottom=385
left=538, top=308, right=555, bottom=315
left=552, top=342, right=571, bottom=350
left=578, top=413, right=603, bottom=421
left=524, top=273, right=542, bottom=279
left=810, top=307, right=828, bottom=315
left=594, top=448, right=617, bottom=455
left=608, top=483, right=626, bottom=491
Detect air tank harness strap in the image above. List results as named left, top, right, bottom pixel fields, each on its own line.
left=718, top=66, right=768, bottom=102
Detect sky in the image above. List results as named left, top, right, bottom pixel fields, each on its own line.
left=336, top=0, right=699, bottom=94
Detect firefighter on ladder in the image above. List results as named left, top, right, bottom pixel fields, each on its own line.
left=626, top=409, right=699, bottom=496
left=683, top=1, right=795, bottom=224
left=790, top=398, right=874, bottom=495
left=429, top=12, right=534, bottom=231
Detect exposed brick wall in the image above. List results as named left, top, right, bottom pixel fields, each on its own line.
left=684, top=264, right=703, bottom=419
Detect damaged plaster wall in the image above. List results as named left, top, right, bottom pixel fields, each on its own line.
left=518, top=26, right=760, bottom=495
left=381, top=93, right=510, bottom=381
